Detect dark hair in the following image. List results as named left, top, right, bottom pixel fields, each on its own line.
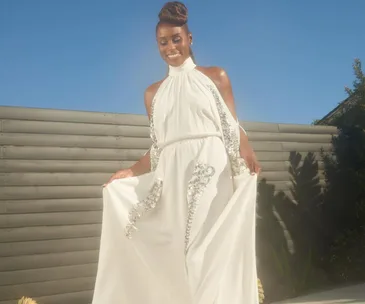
left=157, top=1, right=196, bottom=64
left=158, top=1, right=188, bottom=26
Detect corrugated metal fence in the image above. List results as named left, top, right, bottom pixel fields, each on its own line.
left=0, top=106, right=337, bottom=303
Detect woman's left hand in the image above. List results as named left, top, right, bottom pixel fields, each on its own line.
left=241, top=150, right=261, bottom=175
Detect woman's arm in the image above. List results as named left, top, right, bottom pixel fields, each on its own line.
left=129, top=149, right=151, bottom=176
left=103, top=82, right=162, bottom=186
left=199, top=66, right=261, bottom=174
left=129, top=82, right=161, bottom=176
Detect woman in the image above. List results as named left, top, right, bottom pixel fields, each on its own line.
left=92, top=2, right=260, bottom=304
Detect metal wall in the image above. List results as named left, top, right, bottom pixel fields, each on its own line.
left=0, top=105, right=337, bottom=303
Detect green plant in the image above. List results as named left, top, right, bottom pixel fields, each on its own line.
left=18, top=297, right=37, bottom=304
left=258, top=278, right=265, bottom=303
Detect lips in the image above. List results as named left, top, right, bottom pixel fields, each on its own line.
left=167, top=53, right=181, bottom=59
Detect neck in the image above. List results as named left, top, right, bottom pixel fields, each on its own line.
left=168, top=57, right=196, bottom=76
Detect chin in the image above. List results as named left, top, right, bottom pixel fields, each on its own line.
left=165, top=55, right=186, bottom=66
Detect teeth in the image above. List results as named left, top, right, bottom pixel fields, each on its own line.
left=168, top=53, right=180, bottom=58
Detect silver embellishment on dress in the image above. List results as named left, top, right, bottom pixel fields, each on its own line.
left=185, top=162, right=215, bottom=252
left=125, top=179, right=163, bottom=239
left=150, top=144, right=161, bottom=172
left=149, top=98, right=161, bottom=171
left=207, top=84, right=249, bottom=176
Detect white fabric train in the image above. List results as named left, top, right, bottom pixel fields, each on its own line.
left=91, top=57, right=259, bottom=304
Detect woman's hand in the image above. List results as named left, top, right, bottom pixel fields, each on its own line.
left=241, top=149, right=261, bottom=175
left=103, top=168, right=134, bottom=187
left=238, top=127, right=261, bottom=175
left=244, top=152, right=261, bottom=175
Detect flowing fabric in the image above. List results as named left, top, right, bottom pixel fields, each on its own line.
left=91, top=57, right=259, bottom=304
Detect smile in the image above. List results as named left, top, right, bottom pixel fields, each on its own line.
left=167, top=53, right=181, bottom=58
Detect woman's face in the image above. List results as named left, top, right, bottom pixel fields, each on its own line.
left=156, top=23, right=192, bottom=67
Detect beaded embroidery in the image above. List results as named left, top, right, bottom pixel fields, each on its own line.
left=207, top=84, right=248, bottom=176
left=185, top=162, right=215, bottom=252
left=150, top=145, right=161, bottom=172
left=149, top=98, right=161, bottom=171
left=125, top=179, right=163, bottom=239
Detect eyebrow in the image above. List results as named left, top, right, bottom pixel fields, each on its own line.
left=158, top=33, right=181, bottom=39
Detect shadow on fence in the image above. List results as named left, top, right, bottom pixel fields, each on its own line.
left=257, top=151, right=330, bottom=303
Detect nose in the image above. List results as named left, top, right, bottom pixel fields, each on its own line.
left=166, top=40, right=176, bottom=53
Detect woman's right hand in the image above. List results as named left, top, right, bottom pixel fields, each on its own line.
left=103, top=168, right=134, bottom=187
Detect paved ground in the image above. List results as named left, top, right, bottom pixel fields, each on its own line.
left=273, top=283, right=365, bottom=304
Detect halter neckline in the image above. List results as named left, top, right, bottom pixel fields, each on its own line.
left=168, top=56, right=196, bottom=76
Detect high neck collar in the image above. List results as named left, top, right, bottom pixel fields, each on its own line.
left=168, top=57, right=196, bottom=76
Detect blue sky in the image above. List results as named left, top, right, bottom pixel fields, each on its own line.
left=1, top=0, right=364, bottom=124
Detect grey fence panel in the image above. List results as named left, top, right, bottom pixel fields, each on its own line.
left=0, top=291, right=93, bottom=304
left=247, top=132, right=333, bottom=143
left=0, top=277, right=95, bottom=302
left=1, top=133, right=151, bottom=149
left=241, top=121, right=280, bottom=133
left=2, top=146, right=145, bottom=160
left=268, top=180, right=326, bottom=191
left=0, top=224, right=101, bottom=243
left=0, top=251, right=99, bottom=272
left=0, top=105, right=337, bottom=303
left=260, top=170, right=324, bottom=181
left=0, top=186, right=102, bottom=200
left=0, top=237, right=101, bottom=257
left=0, top=264, right=97, bottom=286
left=281, top=142, right=332, bottom=151
left=1, top=173, right=111, bottom=186
left=2, top=119, right=150, bottom=137
left=0, top=160, right=135, bottom=173
left=1, top=159, right=324, bottom=173
left=255, top=151, right=324, bottom=161
left=277, top=123, right=337, bottom=134
left=1, top=198, right=102, bottom=214
left=0, top=211, right=102, bottom=228
left=0, top=105, right=149, bottom=126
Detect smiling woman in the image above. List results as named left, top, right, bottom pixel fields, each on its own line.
left=91, top=2, right=260, bottom=304
left=156, top=2, right=195, bottom=66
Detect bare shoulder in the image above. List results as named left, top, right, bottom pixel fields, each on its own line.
left=144, top=79, right=165, bottom=117
left=196, top=65, right=237, bottom=118
left=196, top=66, right=231, bottom=90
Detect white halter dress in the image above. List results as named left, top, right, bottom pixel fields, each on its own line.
left=92, top=57, right=259, bottom=304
